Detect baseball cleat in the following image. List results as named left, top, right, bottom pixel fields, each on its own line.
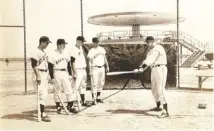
left=41, top=116, right=51, bottom=122
left=91, top=100, right=97, bottom=106
left=158, top=112, right=169, bottom=118
left=149, top=107, right=162, bottom=111
left=96, top=99, right=104, bottom=103
left=56, top=107, right=62, bottom=114
left=69, top=108, right=78, bottom=114
left=82, top=103, right=91, bottom=107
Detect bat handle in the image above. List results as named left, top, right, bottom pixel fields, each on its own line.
left=37, top=85, right=41, bottom=122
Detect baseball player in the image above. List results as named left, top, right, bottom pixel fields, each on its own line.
left=70, top=36, right=90, bottom=107
left=48, top=39, right=78, bottom=114
left=30, top=36, right=52, bottom=122
left=5, top=58, right=9, bottom=66
left=87, top=37, right=109, bottom=105
left=135, top=36, right=169, bottom=118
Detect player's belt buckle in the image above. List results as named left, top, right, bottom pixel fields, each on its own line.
left=152, top=64, right=166, bottom=68
left=55, top=69, right=66, bottom=71
left=94, top=65, right=104, bottom=68
left=38, top=69, right=48, bottom=72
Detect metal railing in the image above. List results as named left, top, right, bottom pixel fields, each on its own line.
left=96, top=30, right=213, bottom=51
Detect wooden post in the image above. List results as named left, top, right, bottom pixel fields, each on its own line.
left=198, top=76, right=202, bottom=90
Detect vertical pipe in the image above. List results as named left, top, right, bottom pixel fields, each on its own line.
left=23, top=0, right=27, bottom=94
left=80, top=0, right=83, bottom=36
left=176, top=0, right=180, bottom=88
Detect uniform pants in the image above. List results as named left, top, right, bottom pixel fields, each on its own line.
left=91, top=66, right=105, bottom=95
left=75, top=68, right=87, bottom=94
left=53, top=71, right=73, bottom=102
left=32, top=71, right=49, bottom=105
left=151, top=65, right=167, bottom=104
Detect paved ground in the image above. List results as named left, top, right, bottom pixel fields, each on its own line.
left=0, top=89, right=213, bottom=130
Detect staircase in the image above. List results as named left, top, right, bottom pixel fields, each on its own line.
left=181, top=50, right=206, bottom=67
left=162, top=31, right=210, bottom=68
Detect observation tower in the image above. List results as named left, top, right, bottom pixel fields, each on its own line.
left=85, top=12, right=185, bottom=87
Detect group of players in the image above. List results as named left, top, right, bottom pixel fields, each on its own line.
left=31, top=36, right=109, bottom=122
left=31, top=35, right=169, bottom=122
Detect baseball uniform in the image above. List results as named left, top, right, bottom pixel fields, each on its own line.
left=48, top=50, right=73, bottom=104
left=143, top=44, right=167, bottom=105
left=87, top=46, right=106, bottom=96
left=70, top=46, right=88, bottom=104
left=31, top=48, right=49, bottom=106
left=140, top=36, right=169, bottom=118
left=48, top=39, right=78, bottom=114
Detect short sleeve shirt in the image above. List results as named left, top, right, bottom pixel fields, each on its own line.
left=30, top=48, right=48, bottom=70
left=87, top=46, right=106, bottom=66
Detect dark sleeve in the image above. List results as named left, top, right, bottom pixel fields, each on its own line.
left=30, top=58, right=37, bottom=68
left=70, top=57, right=75, bottom=63
left=67, top=62, right=72, bottom=76
left=48, top=62, right=54, bottom=79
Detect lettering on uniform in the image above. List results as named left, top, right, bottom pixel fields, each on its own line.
left=38, top=55, right=47, bottom=65
left=93, top=53, right=104, bottom=59
left=56, top=58, right=68, bottom=64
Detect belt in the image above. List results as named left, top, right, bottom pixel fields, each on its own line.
left=75, top=67, right=86, bottom=69
left=152, top=64, right=166, bottom=68
left=38, top=69, right=48, bottom=72
left=94, top=65, right=104, bottom=68
left=54, top=69, right=67, bottom=71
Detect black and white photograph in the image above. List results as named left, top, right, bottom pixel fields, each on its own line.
left=0, top=0, right=213, bottom=130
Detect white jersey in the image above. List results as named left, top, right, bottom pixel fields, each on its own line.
left=31, top=48, right=48, bottom=70
left=143, top=44, right=167, bottom=67
left=70, top=46, right=86, bottom=68
left=48, top=50, right=70, bottom=69
left=87, top=46, right=106, bottom=66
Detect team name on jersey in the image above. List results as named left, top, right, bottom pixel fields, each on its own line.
left=38, top=55, right=48, bottom=65
left=56, top=58, right=68, bottom=64
left=93, top=53, right=104, bottom=59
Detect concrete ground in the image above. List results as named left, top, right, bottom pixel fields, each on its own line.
left=0, top=89, right=213, bottom=130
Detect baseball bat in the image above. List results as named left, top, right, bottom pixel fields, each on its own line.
left=52, top=84, right=70, bottom=115
left=74, top=77, right=82, bottom=111
left=106, top=71, right=137, bottom=76
left=75, top=87, right=81, bottom=111
left=106, top=66, right=148, bottom=76
left=90, top=75, right=97, bottom=105
left=37, top=84, right=41, bottom=122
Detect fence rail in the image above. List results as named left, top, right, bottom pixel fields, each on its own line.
left=97, top=30, right=213, bottom=51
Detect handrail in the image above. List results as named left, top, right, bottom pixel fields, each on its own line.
left=97, top=30, right=212, bottom=51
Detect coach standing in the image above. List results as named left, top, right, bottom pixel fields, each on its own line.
left=136, top=36, right=169, bottom=118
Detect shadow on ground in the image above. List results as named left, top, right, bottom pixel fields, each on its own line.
left=106, top=109, right=157, bottom=117
left=0, top=105, right=57, bottom=122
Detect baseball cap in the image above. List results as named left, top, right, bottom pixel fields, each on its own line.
left=145, top=36, right=155, bottom=42
left=76, top=36, right=86, bottom=42
left=92, top=37, right=100, bottom=43
left=57, top=39, right=68, bottom=45
left=39, top=36, right=52, bottom=43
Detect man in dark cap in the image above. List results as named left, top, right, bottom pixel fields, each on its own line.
left=70, top=36, right=91, bottom=107
left=48, top=39, right=78, bottom=114
left=30, top=36, right=52, bottom=122
left=134, top=36, right=169, bottom=118
left=87, top=37, right=109, bottom=105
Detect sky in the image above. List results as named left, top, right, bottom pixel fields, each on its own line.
left=0, top=0, right=214, bottom=58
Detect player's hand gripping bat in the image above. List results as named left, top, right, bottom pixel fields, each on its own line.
left=106, top=66, right=148, bottom=76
